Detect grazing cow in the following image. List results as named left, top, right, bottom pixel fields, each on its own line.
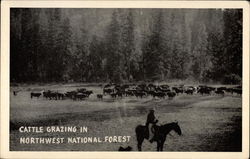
left=160, top=84, right=170, bottom=89
left=31, top=92, right=41, bottom=99
left=125, top=90, right=134, bottom=96
left=185, top=89, right=193, bottom=95
left=167, top=92, right=176, bottom=99
left=57, top=92, right=65, bottom=100
left=153, top=92, right=166, bottom=98
left=148, top=83, right=156, bottom=89
left=156, top=86, right=170, bottom=93
left=147, top=90, right=156, bottom=97
left=138, top=84, right=147, bottom=90
left=226, top=88, right=234, bottom=94
left=116, top=91, right=123, bottom=98
left=215, top=89, right=225, bottom=96
left=110, top=93, right=117, bottom=98
left=75, top=93, right=87, bottom=100
left=186, top=86, right=196, bottom=92
left=232, top=88, right=242, bottom=95
left=172, top=87, right=184, bottom=95
left=48, top=92, right=59, bottom=100
left=103, top=88, right=114, bottom=95
left=65, top=91, right=77, bottom=100
left=197, top=87, right=212, bottom=95
left=134, top=91, right=147, bottom=98
left=43, top=90, right=51, bottom=99
left=84, top=90, right=93, bottom=97
left=207, top=86, right=216, bottom=91
left=43, top=90, right=63, bottom=100
left=97, top=94, right=103, bottom=99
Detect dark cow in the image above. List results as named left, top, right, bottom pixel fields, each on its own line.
left=97, top=94, right=103, bottom=99
left=103, top=88, right=114, bottom=95
left=215, top=89, right=225, bottom=96
left=207, top=86, right=216, bottom=91
left=125, top=90, right=134, bottom=96
left=197, top=87, right=212, bottom=95
left=43, top=90, right=62, bottom=100
left=43, top=90, right=51, bottom=99
left=172, top=87, right=184, bottom=95
left=156, top=86, right=170, bottom=93
left=31, top=92, right=41, bottom=99
left=185, top=89, right=193, bottom=95
left=186, top=86, right=196, bottom=92
left=84, top=90, right=93, bottom=97
left=167, top=92, right=176, bottom=99
left=160, top=84, right=170, bottom=89
left=116, top=91, right=123, bottom=98
left=48, top=92, right=59, bottom=100
left=147, top=90, right=156, bottom=97
left=225, top=88, right=234, bottom=94
left=57, top=92, right=65, bottom=100
left=110, top=93, right=117, bottom=98
left=138, top=84, right=147, bottom=90
left=148, top=83, right=156, bottom=89
left=232, top=88, right=242, bottom=95
left=65, top=91, right=77, bottom=99
left=134, top=91, right=147, bottom=98
left=153, top=92, right=166, bottom=98
left=75, top=93, right=87, bottom=100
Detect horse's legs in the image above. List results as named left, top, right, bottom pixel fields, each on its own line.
left=157, top=141, right=161, bottom=151
left=160, top=139, right=166, bottom=151
left=137, top=138, right=144, bottom=151
left=137, top=143, right=141, bottom=151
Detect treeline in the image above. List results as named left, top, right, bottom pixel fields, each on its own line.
left=10, top=9, right=242, bottom=84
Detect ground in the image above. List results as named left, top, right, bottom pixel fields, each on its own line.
left=10, top=84, right=242, bottom=151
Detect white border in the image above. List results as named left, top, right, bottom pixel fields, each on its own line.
left=1, top=1, right=249, bottom=159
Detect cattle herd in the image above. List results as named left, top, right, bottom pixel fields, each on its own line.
left=26, top=83, right=242, bottom=101
left=30, top=88, right=93, bottom=100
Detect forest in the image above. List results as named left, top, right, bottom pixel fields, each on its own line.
left=10, top=9, right=242, bottom=84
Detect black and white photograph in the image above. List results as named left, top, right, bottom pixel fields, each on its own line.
left=1, top=1, right=249, bottom=158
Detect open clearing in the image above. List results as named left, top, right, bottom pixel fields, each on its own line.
left=10, top=84, right=242, bottom=151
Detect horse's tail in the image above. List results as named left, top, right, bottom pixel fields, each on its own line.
left=135, top=125, right=143, bottom=141
left=135, top=125, right=140, bottom=138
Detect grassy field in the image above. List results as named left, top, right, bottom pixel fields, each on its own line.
left=10, top=84, right=242, bottom=151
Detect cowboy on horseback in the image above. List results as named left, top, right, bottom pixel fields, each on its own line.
left=145, top=109, right=158, bottom=140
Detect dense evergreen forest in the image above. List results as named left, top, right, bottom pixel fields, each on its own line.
left=10, top=9, right=242, bottom=84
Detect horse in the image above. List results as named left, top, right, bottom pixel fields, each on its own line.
left=135, top=122, right=182, bottom=151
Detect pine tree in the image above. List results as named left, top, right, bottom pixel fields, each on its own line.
left=223, top=9, right=242, bottom=78
left=120, top=9, right=135, bottom=80
left=142, top=10, right=165, bottom=81
left=105, top=9, right=122, bottom=82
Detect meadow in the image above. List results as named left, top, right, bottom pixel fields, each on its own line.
left=10, top=84, right=242, bottom=151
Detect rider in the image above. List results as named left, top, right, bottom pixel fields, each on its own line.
left=145, top=109, right=158, bottom=140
